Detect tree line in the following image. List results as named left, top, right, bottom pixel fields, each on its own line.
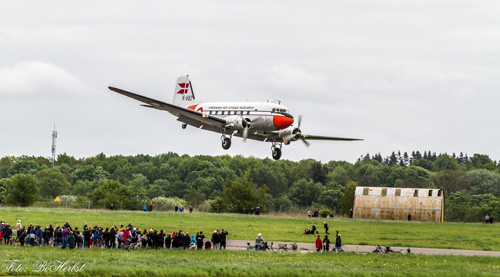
left=0, top=151, right=499, bottom=222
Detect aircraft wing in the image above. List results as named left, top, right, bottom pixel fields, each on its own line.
left=303, top=135, right=363, bottom=141
left=108, top=86, right=226, bottom=128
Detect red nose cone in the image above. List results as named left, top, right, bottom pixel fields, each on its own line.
left=273, top=116, right=294, bottom=130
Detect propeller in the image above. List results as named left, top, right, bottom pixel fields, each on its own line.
left=282, top=115, right=311, bottom=147
left=242, top=118, right=252, bottom=142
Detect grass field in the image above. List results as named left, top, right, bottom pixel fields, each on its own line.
left=1, top=207, right=500, bottom=251
left=1, top=247, right=500, bottom=276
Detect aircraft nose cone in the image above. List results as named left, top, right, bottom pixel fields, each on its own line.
left=273, top=116, right=294, bottom=130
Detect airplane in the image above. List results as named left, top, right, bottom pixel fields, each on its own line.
left=108, top=75, right=362, bottom=160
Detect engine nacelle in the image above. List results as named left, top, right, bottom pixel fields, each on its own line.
left=225, top=116, right=250, bottom=130
left=277, top=128, right=302, bottom=143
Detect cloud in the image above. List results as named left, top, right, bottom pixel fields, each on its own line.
left=0, top=61, right=92, bottom=99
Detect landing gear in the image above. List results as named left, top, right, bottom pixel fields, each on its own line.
left=221, top=136, right=231, bottom=150
left=271, top=143, right=282, bottom=160
left=182, top=123, right=187, bottom=129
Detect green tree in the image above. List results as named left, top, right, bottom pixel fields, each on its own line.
left=317, top=189, right=343, bottom=212
left=288, top=178, right=324, bottom=207
left=220, top=178, right=268, bottom=213
left=36, top=168, right=71, bottom=198
left=340, top=181, right=357, bottom=214
left=469, top=154, right=496, bottom=170
left=411, top=159, right=433, bottom=171
left=70, top=180, right=98, bottom=196
left=403, top=166, right=432, bottom=188
left=432, top=170, right=465, bottom=197
left=184, top=187, right=206, bottom=208
left=445, top=190, right=469, bottom=221
left=433, top=154, right=459, bottom=172
left=273, top=195, right=293, bottom=212
left=147, top=184, right=165, bottom=199
left=90, top=179, right=131, bottom=208
left=465, top=169, right=500, bottom=196
left=4, top=174, right=39, bottom=206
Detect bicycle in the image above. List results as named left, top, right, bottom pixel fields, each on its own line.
left=277, top=243, right=298, bottom=252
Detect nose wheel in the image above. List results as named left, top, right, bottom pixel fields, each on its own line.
left=271, top=143, right=282, bottom=160
left=221, top=136, right=231, bottom=150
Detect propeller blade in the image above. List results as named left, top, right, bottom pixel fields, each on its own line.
left=242, top=127, right=249, bottom=142
left=298, top=115, right=303, bottom=129
left=301, top=137, right=311, bottom=148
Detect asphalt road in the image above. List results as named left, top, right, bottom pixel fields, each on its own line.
left=223, top=239, right=500, bottom=256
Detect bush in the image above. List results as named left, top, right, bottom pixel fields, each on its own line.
left=319, top=209, right=331, bottom=218
left=151, top=197, right=186, bottom=211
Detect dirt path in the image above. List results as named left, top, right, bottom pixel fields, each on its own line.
left=224, top=239, right=500, bottom=256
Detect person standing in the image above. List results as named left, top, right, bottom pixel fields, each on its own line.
left=315, top=235, right=322, bottom=252
left=324, top=221, right=329, bottom=234
left=211, top=231, right=220, bottom=250
left=148, top=202, right=154, bottom=212
left=335, top=231, right=342, bottom=252
left=323, top=235, right=330, bottom=252
left=68, top=232, right=76, bottom=249
left=220, top=229, right=228, bottom=249
left=16, top=220, right=22, bottom=239
left=165, top=233, right=172, bottom=249
left=311, top=224, right=317, bottom=234
left=196, top=231, right=205, bottom=250
left=61, top=227, right=70, bottom=249
left=175, top=205, right=179, bottom=212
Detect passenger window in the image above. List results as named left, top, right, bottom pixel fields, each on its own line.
left=381, top=188, right=387, bottom=196
left=363, top=187, right=369, bottom=195
left=438, top=190, right=442, bottom=197
left=221, top=111, right=225, bottom=115
left=395, top=189, right=401, bottom=196
left=414, top=190, right=419, bottom=197
left=428, top=190, right=433, bottom=197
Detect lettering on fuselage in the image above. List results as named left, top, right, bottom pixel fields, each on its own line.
left=207, top=106, right=255, bottom=110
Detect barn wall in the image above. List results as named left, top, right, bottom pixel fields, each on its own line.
left=353, top=187, right=444, bottom=222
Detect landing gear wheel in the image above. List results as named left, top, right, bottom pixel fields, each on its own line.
left=272, top=148, right=282, bottom=160
left=222, top=137, right=231, bottom=150
left=182, top=123, right=187, bottom=129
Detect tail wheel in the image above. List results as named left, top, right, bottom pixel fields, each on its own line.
left=222, top=137, right=231, bottom=150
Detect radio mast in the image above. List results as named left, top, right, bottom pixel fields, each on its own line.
left=52, top=125, right=57, bottom=168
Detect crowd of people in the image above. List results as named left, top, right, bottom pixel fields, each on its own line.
left=0, top=219, right=229, bottom=251
left=0, top=217, right=345, bottom=253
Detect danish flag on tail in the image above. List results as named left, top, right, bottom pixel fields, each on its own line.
left=172, top=75, right=199, bottom=106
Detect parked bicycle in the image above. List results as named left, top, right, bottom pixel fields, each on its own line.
left=277, top=243, right=298, bottom=252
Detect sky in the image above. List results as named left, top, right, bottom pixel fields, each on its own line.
left=1, top=0, right=499, bottom=163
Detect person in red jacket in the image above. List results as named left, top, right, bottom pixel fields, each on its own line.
left=315, top=235, right=322, bottom=252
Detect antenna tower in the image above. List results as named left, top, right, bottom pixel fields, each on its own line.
left=52, top=125, right=57, bottom=168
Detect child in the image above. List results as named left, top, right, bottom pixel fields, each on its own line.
left=204, top=240, right=212, bottom=250
left=247, top=242, right=250, bottom=250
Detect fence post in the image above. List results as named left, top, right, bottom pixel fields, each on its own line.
left=88, top=200, right=90, bottom=210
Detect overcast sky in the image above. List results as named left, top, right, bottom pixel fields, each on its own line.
left=1, top=1, right=499, bottom=163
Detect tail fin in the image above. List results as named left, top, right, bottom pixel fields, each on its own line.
left=172, top=75, right=199, bottom=106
